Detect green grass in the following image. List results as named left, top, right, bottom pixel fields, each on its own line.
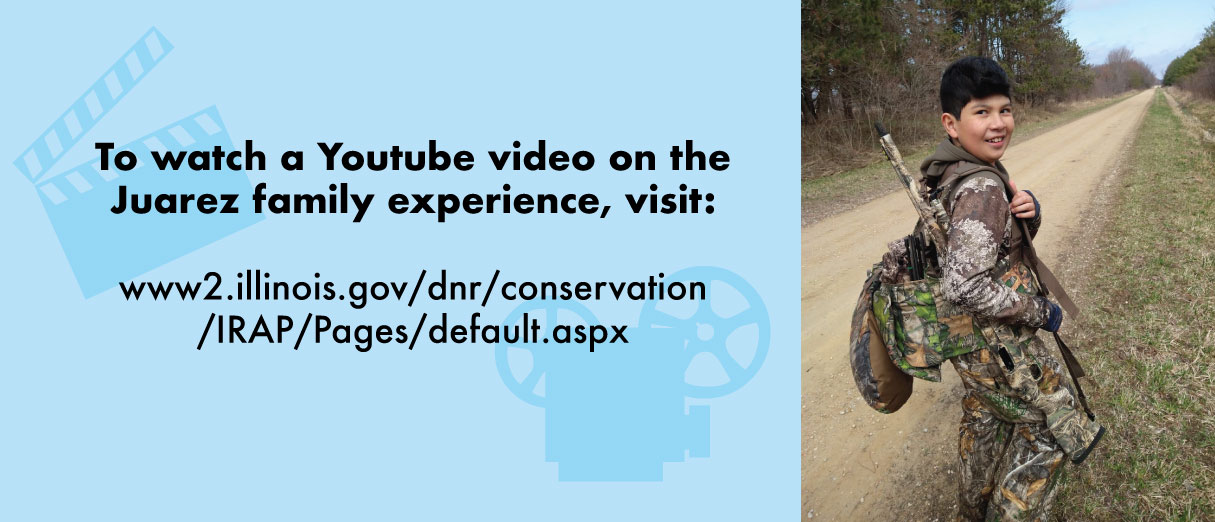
left=801, top=92, right=1137, bottom=225
left=1054, top=89, right=1215, bottom=521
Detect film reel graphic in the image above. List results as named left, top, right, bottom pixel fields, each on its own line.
left=495, top=300, right=599, bottom=407
left=639, top=266, right=770, bottom=398
left=495, top=267, right=771, bottom=403
left=13, top=27, right=262, bottom=297
left=493, top=267, right=768, bottom=481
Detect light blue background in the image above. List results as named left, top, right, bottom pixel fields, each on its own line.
left=0, top=2, right=798, bottom=520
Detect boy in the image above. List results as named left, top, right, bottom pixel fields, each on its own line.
left=913, top=56, right=1104, bottom=520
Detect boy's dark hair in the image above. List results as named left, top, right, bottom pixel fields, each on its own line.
left=940, top=56, right=1012, bottom=118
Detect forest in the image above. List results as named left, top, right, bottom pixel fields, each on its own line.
left=1164, top=18, right=1215, bottom=98
left=803, top=0, right=1159, bottom=179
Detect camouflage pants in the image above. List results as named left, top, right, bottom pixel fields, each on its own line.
left=951, top=336, right=1070, bottom=522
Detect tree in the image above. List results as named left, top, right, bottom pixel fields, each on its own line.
left=1164, top=18, right=1215, bottom=93
left=803, top=0, right=1099, bottom=178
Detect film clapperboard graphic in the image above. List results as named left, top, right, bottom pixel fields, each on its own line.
left=14, top=28, right=262, bottom=298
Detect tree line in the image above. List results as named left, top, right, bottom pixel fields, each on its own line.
left=1089, top=47, right=1156, bottom=97
left=803, top=0, right=1089, bottom=123
left=803, top=0, right=1157, bottom=178
left=1164, top=19, right=1215, bottom=98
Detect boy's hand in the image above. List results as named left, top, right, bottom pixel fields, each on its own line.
left=1008, top=180, right=1038, bottom=219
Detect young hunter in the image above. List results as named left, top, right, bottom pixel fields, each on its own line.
left=882, top=56, right=1104, bottom=520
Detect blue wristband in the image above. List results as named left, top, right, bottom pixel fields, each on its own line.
left=1043, top=300, right=1063, bottom=333
left=1024, top=189, right=1041, bottom=219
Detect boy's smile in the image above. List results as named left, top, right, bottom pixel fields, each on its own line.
left=941, top=94, right=1015, bottom=164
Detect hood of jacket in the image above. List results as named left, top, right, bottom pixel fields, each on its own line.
left=919, top=138, right=1009, bottom=183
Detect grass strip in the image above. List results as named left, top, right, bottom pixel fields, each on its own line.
left=1055, top=89, right=1215, bottom=520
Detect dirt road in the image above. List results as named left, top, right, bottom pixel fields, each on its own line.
left=801, top=89, right=1154, bottom=520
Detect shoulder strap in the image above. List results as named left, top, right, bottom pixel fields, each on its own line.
left=946, top=163, right=1094, bottom=418
left=945, top=162, right=1080, bottom=319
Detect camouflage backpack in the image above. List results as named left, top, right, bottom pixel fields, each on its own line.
left=853, top=128, right=1105, bottom=464
left=849, top=164, right=1002, bottom=413
left=848, top=264, right=913, bottom=413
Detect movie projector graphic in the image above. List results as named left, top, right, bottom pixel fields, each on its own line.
left=13, top=28, right=260, bottom=297
left=495, top=266, right=769, bottom=481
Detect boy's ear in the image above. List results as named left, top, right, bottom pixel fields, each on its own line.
left=941, top=112, right=959, bottom=139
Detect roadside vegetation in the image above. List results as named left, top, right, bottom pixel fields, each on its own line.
left=1054, top=89, right=1215, bottom=520
left=802, top=0, right=1158, bottom=225
left=1164, top=19, right=1215, bottom=98
left=800, top=91, right=1135, bottom=225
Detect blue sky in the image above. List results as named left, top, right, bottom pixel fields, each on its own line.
left=1062, top=0, right=1215, bottom=78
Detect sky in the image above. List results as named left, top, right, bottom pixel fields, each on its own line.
left=1062, top=0, right=1215, bottom=78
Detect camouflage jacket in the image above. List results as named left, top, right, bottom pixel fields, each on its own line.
left=920, top=139, right=1052, bottom=329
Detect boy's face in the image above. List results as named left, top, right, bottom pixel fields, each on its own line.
left=941, top=94, right=1014, bottom=164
